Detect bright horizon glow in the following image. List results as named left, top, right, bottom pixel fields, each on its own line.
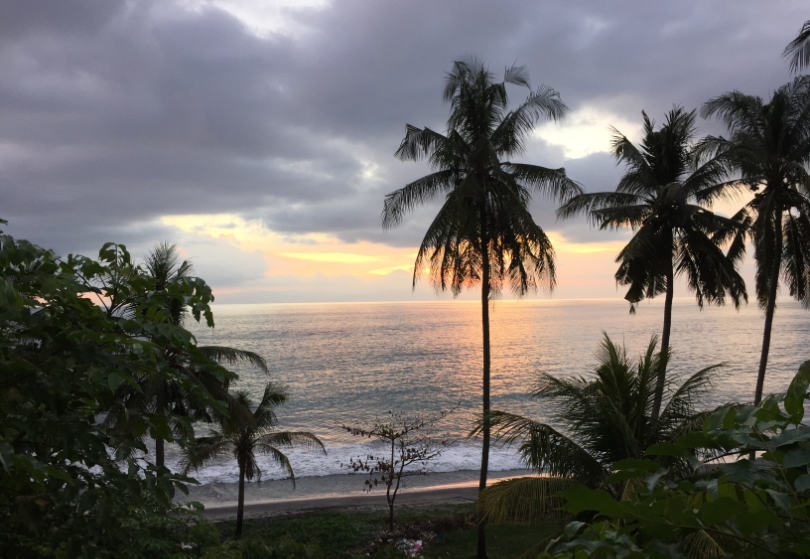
left=157, top=212, right=641, bottom=302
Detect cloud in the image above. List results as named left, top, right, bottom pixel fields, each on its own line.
left=0, top=0, right=802, bottom=300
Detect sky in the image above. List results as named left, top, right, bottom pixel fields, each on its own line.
left=1, top=0, right=805, bottom=303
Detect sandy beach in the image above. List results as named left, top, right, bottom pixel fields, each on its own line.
left=179, top=469, right=532, bottom=521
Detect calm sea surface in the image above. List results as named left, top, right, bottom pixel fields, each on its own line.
left=174, top=298, right=809, bottom=483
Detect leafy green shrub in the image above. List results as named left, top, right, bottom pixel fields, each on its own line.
left=541, top=361, right=810, bottom=558
left=0, top=227, right=229, bottom=557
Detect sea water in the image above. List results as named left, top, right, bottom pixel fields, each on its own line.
left=169, top=297, right=809, bottom=485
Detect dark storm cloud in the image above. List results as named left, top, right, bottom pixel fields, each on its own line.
left=1, top=0, right=805, bottom=255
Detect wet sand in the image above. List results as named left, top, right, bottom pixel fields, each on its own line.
left=179, top=469, right=532, bottom=521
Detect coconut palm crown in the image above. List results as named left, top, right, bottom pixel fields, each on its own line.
left=475, top=335, right=718, bottom=527
left=183, top=384, right=325, bottom=538
left=702, top=76, right=810, bottom=404
left=558, top=107, right=746, bottom=421
left=132, top=243, right=269, bottom=468
left=485, top=335, right=715, bottom=479
left=382, top=59, right=580, bottom=558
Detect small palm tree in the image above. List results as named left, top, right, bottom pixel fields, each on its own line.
left=184, top=384, right=325, bottom=538
left=476, top=334, right=718, bottom=523
left=558, top=107, right=746, bottom=421
left=139, top=242, right=269, bottom=468
left=784, top=19, right=810, bottom=73
left=702, top=76, right=810, bottom=404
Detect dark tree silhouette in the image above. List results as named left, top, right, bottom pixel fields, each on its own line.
left=703, top=76, right=810, bottom=404
left=558, top=107, right=746, bottom=420
left=382, top=59, right=580, bottom=558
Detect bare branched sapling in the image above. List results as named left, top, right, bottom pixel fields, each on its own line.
left=343, top=410, right=451, bottom=529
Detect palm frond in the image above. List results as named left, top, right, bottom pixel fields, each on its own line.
left=257, top=431, right=325, bottom=453
left=199, top=346, right=268, bottom=374
left=477, top=477, right=572, bottom=524
left=475, top=410, right=604, bottom=480
left=784, top=20, right=810, bottom=73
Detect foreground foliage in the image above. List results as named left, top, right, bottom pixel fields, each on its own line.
left=542, top=361, right=810, bottom=558
left=0, top=227, right=231, bottom=557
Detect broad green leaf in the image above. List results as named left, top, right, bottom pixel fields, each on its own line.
left=783, top=445, right=810, bottom=468
left=795, top=474, right=810, bottom=493
left=785, top=361, right=810, bottom=423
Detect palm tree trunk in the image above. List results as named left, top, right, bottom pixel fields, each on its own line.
left=477, top=227, right=491, bottom=559
left=236, top=466, right=245, bottom=538
left=651, top=264, right=674, bottom=422
left=755, top=234, right=782, bottom=405
left=155, top=385, right=166, bottom=469
left=155, top=437, right=164, bottom=469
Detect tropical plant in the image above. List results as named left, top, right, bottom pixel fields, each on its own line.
left=476, top=334, right=718, bottom=524
left=382, top=58, right=580, bottom=557
left=343, top=410, right=449, bottom=529
left=785, top=19, right=810, bottom=73
left=183, top=384, right=325, bottom=538
left=558, top=107, right=747, bottom=421
left=135, top=242, right=269, bottom=468
left=542, top=360, right=810, bottom=558
left=702, top=76, right=810, bottom=404
left=0, top=226, right=225, bottom=557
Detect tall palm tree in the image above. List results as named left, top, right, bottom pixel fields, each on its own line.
left=702, top=77, right=810, bottom=404
left=476, top=334, right=717, bottom=523
left=382, top=59, right=580, bottom=557
left=183, top=384, right=325, bottom=538
left=784, top=20, right=810, bottom=73
left=558, top=107, right=747, bottom=421
left=140, top=242, right=269, bottom=468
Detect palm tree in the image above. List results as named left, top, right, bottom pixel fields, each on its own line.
left=702, top=77, right=810, bottom=405
left=382, top=59, right=580, bottom=557
left=558, top=107, right=747, bottom=421
left=784, top=20, right=810, bottom=73
left=183, top=384, right=325, bottom=538
left=476, top=334, right=718, bottom=523
left=140, top=242, right=269, bottom=468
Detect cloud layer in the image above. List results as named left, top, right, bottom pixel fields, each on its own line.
left=0, top=0, right=801, bottom=299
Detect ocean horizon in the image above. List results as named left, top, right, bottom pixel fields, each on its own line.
left=170, top=297, right=809, bottom=486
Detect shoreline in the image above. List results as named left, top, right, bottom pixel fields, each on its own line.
left=179, top=469, right=533, bottom=521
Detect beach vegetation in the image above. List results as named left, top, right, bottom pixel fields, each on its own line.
left=476, top=335, right=718, bottom=525
left=382, top=58, right=581, bottom=557
left=558, top=107, right=747, bottom=422
left=183, top=384, right=325, bottom=538
left=541, top=360, right=810, bottom=558
left=0, top=227, right=230, bottom=557
left=133, top=242, right=269, bottom=469
left=344, top=410, right=450, bottom=529
left=702, top=76, right=810, bottom=405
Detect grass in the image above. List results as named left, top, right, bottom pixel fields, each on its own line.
left=212, top=505, right=564, bottom=558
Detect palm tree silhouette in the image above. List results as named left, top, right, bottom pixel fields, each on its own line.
left=477, top=334, right=717, bottom=523
left=183, top=384, right=325, bottom=538
left=382, top=58, right=580, bottom=557
left=558, top=107, right=746, bottom=421
left=140, top=242, right=268, bottom=468
left=702, top=77, right=810, bottom=404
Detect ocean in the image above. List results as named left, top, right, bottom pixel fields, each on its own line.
left=172, top=297, right=809, bottom=486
